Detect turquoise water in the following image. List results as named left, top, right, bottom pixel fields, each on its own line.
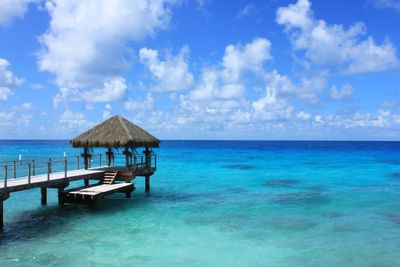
left=1, top=140, right=400, bottom=266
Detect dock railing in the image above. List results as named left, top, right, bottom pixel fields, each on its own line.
left=0, top=152, right=157, bottom=190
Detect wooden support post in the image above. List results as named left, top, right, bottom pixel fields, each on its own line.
left=64, top=158, right=67, bottom=178
left=32, top=160, right=35, bottom=176
left=58, top=188, right=64, bottom=206
left=47, top=161, right=51, bottom=181
left=144, top=147, right=151, bottom=168
left=0, top=193, right=9, bottom=230
left=123, top=147, right=131, bottom=167
left=41, top=187, right=47, bottom=205
left=28, top=163, right=31, bottom=184
left=82, top=147, right=91, bottom=170
left=0, top=199, right=3, bottom=230
left=57, top=182, right=69, bottom=206
left=3, top=166, right=7, bottom=189
left=106, top=148, right=113, bottom=166
left=145, top=175, right=150, bottom=192
left=58, top=190, right=63, bottom=206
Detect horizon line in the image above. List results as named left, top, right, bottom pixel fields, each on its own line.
left=0, top=139, right=399, bottom=142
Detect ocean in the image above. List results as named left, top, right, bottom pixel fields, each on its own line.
left=0, top=140, right=400, bottom=266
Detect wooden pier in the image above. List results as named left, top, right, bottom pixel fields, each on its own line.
left=60, top=182, right=135, bottom=209
left=0, top=115, right=160, bottom=229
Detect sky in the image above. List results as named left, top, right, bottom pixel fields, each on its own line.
left=0, top=0, right=399, bottom=140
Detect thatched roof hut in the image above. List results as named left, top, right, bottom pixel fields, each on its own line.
left=70, top=115, right=160, bottom=148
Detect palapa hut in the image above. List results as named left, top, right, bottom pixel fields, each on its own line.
left=70, top=115, right=160, bottom=191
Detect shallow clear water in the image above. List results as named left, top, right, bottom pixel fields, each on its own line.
left=1, top=140, right=400, bottom=266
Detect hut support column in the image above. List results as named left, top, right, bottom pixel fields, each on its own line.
left=123, top=148, right=132, bottom=168
left=40, top=187, right=47, bottom=205
left=57, top=182, right=69, bottom=206
left=145, top=175, right=150, bottom=192
left=82, top=147, right=91, bottom=186
left=0, top=199, right=3, bottom=230
left=144, top=147, right=151, bottom=168
left=106, top=148, right=113, bottom=166
left=0, top=192, right=9, bottom=230
left=58, top=188, right=64, bottom=206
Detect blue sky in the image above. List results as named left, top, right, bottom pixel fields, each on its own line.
left=0, top=0, right=399, bottom=140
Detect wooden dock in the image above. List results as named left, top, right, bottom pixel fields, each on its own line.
left=0, top=153, right=157, bottom=229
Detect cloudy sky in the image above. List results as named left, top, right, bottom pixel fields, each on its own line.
left=0, top=0, right=399, bottom=140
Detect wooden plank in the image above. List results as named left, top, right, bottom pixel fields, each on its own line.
left=0, top=168, right=107, bottom=193
left=0, top=199, right=3, bottom=229
left=61, top=183, right=134, bottom=207
left=68, top=183, right=133, bottom=197
left=41, top=187, right=47, bottom=205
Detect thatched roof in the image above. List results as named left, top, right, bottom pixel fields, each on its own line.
left=70, top=115, right=160, bottom=148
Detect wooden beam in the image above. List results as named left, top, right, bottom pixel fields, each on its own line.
left=0, top=199, right=3, bottom=229
left=82, top=147, right=91, bottom=170
left=145, top=175, right=150, bottom=192
left=145, top=147, right=151, bottom=168
left=40, top=187, right=47, bottom=205
left=0, top=192, right=9, bottom=230
left=123, top=147, right=131, bottom=167
left=106, top=148, right=113, bottom=166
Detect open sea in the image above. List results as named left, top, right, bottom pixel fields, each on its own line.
left=0, top=140, right=400, bottom=266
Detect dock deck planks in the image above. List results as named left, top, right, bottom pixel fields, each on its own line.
left=0, top=168, right=108, bottom=193
left=68, top=183, right=134, bottom=198
left=60, top=182, right=135, bottom=208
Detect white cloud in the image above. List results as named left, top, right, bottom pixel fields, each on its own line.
left=187, top=38, right=271, bottom=104
left=276, top=0, right=399, bottom=73
left=318, top=109, right=396, bottom=129
left=296, top=111, right=311, bottom=120
left=195, top=0, right=212, bottom=14
left=190, top=68, right=245, bottom=102
left=139, top=46, right=193, bottom=92
left=38, top=0, right=180, bottom=105
left=0, top=111, right=14, bottom=126
left=58, top=110, right=93, bottom=132
left=237, top=4, right=256, bottom=18
left=262, top=69, right=326, bottom=103
left=31, top=83, right=45, bottom=90
left=124, top=93, right=154, bottom=111
left=0, top=87, right=13, bottom=101
left=0, top=0, right=36, bottom=27
left=18, top=113, right=32, bottom=127
left=183, top=38, right=272, bottom=117
left=102, top=104, right=112, bottom=120
left=374, top=0, right=400, bottom=12
left=0, top=58, right=23, bottom=101
left=222, top=38, right=271, bottom=82
left=21, top=102, right=33, bottom=110
left=252, top=87, right=293, bottom=120
left=53, top=77, right=128, bottom=108
left=330, top=84, right=353, bottom=100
